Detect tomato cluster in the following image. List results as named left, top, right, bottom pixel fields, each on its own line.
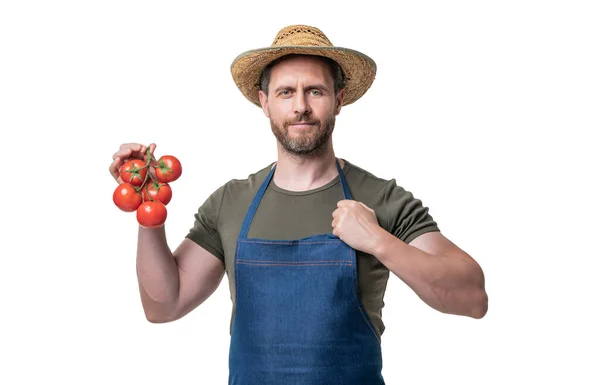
left=113, top=148, right=182, bottom=229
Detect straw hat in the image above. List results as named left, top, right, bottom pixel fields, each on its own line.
left=230, top=25, right=377, bottom=107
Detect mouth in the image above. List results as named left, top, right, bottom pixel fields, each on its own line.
left=287, top=121, right=318, bottom=129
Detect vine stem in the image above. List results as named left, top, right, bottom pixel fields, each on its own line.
left=134, top=145, right=159, bottom=194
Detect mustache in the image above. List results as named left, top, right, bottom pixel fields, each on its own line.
left=285, top=116, right=319, bottom=126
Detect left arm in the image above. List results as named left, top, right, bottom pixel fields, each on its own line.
left=375, top=230, right=488, bottom=318
left=332, top=200, right=488, bottom=319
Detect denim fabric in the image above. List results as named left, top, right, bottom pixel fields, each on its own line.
left=228, top=160, right=385, bottom=385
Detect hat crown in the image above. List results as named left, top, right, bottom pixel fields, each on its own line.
left=271, top=25, right=333, bottom=47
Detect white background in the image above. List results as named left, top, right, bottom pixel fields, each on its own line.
left=1, top=1, right=598, bottom=384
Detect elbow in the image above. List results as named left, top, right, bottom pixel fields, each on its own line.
left=143, top=307, right=177, bottom=324
left=467, top=262, right=488, bottom=319
left=469, top=289, right=488, bottom=319
left=145, top=313, right=171, bottom=324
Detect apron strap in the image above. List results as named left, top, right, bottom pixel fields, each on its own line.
left=336, top=158, right=352, bottom=202
left=238, top=158, right=351, bottom=240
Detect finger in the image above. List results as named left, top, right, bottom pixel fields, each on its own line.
left=109, top=157, right=124, bottom=183
left=358, top=202, right=373, bottom=212
left=148, top=164, right=157, bottom=178
left=119, top=143, right=150, bottom=159
left=120, top=143, right=144, bottom=152
left=143, top=143, right=157, bottom=163
left=113, top=148, right=133, bottom=160
left=337, top=199, right=352, bottom=208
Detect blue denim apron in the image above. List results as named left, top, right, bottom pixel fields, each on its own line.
left=228, top=160, right=385, bottom=385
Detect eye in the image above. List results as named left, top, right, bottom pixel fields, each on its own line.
left=309, top=89, right=323, bottom=96
left=279, top=89, right=292, bottom=97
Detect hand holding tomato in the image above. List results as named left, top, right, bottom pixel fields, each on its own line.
left=119, top=159, right=148, bottom=186
left=111, top=143, right=182, bottom=228
left=110, top=143, right=157, bottom=184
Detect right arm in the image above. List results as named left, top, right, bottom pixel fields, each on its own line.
left=110, top=143, right=225, bottom=323
left=136, top=227, right=224, bottom=323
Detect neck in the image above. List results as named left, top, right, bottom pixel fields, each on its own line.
left=272, top=141, right=344, bottom=192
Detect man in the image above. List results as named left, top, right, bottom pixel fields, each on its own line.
left=109, top=24, right=488, bottom=384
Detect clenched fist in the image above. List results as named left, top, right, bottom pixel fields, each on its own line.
left=331, top=200, right=387, bottom=255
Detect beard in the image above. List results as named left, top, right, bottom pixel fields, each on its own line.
left=270, top=114, right=335, bottom=156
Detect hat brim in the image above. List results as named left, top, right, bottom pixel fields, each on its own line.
left=231, top=46, right=377, bottom=107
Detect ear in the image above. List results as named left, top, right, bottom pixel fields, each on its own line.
left=259, top=90, right=270, bottom=118
left=334, top=89, right=345, bottom=115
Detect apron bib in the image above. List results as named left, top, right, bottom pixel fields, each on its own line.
left=228, top=160, right=384, bottom=384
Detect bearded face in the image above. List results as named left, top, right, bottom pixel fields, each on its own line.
left=258, top=55, right=344, bottom=157
left=270, top=112, right=335, bottom=156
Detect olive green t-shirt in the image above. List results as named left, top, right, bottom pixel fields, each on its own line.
left=185, top=159, right=440, bottom=337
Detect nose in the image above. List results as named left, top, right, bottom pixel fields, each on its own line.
left=293, top=92, right=311, bottom=117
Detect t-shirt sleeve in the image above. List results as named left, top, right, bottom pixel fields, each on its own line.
left=185, top=184, right=226, bottom=263
left=383, top=180, right=440, bottom=244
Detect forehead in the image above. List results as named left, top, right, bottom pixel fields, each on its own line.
left=269, top=55, right=333, bottom=85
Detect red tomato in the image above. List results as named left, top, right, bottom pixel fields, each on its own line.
left=120, top=159, right=148, bottom=187
left=154, top=155, right=182, bottom=183
left=141, top=181, right=172, bottom=205
left=113, top=183, right=142, bottom=212
left=136, top=201, right=167, bottom=228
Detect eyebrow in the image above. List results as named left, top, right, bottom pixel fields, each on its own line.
left=273, top=83, right=330, bottom=93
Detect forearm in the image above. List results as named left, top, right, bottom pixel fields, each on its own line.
left=373, top=230, right=487, bottom=318
left=136, top=225, right=180, bottom=319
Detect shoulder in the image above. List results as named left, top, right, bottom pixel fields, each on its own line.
left=343, top=159, right=436, bottom=233
left=199, top=162, right=273, bottom=208
left=343, top=160, right=410, bottom=202
left=344, top=160, right=391, bottom=184
left=221, top=162, right=273, bottom=195
left=203, top=162, right=274, bottom=214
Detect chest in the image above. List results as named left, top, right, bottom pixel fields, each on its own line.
left=221, top=186, right=345, bottom=269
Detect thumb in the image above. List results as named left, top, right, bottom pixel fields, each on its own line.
left=143, top=143, right=157, bottom=164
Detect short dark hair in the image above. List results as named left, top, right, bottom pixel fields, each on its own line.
left=259, top=54, right=346, bottom=96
